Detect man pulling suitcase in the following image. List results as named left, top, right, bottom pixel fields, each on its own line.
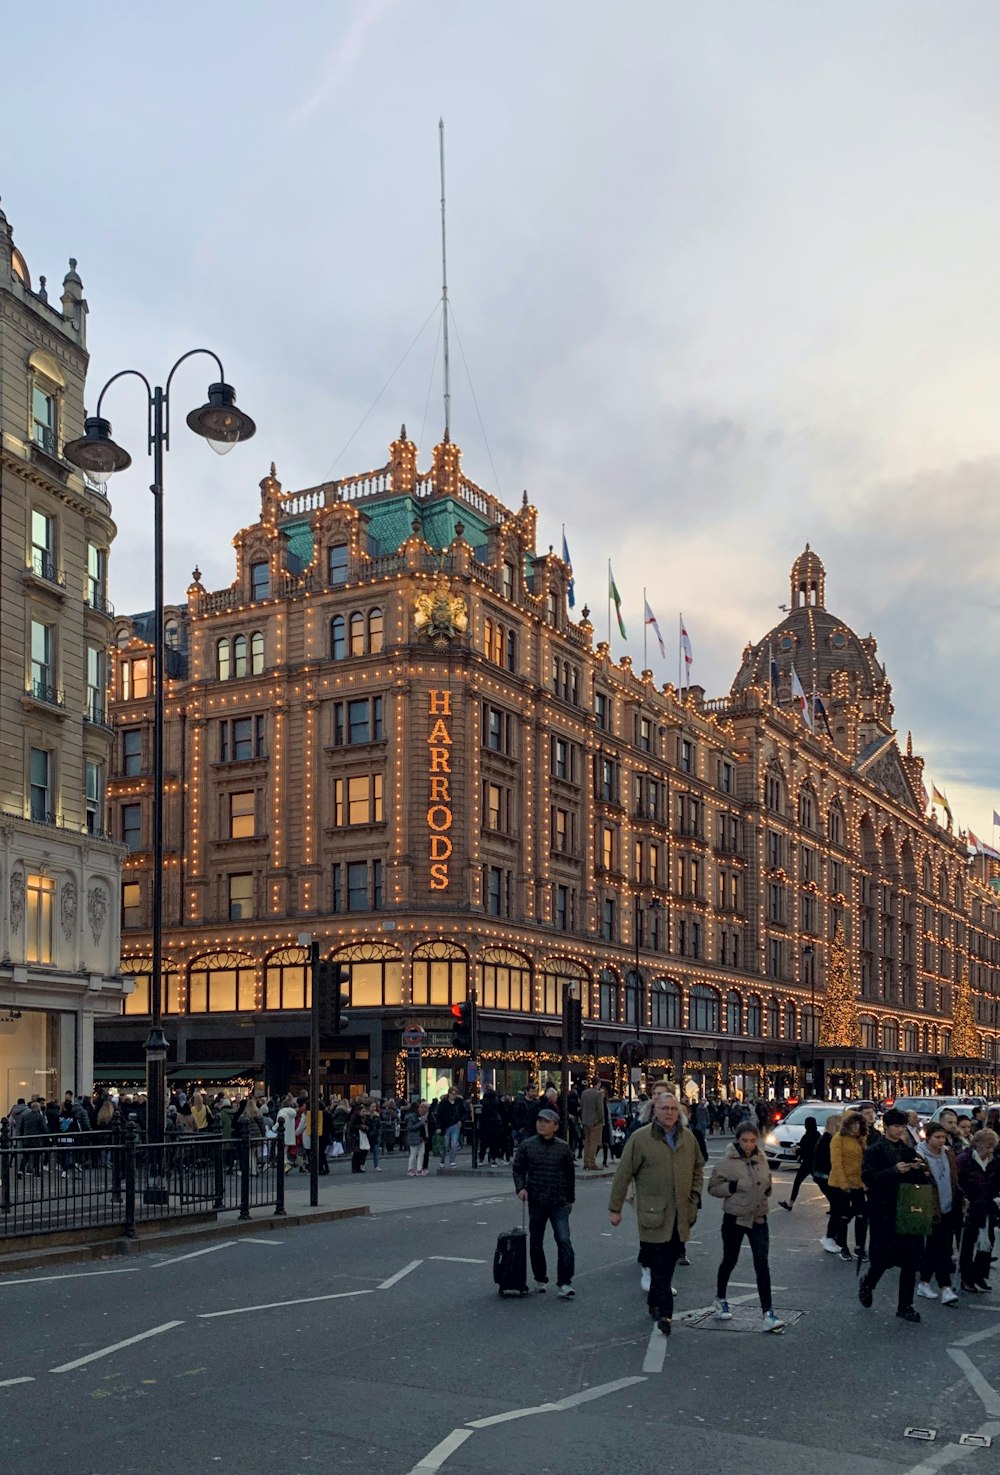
left=512, top=1107, right=576, bottom=1298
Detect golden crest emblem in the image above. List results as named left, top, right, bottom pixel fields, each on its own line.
left=414, top=573, right=469, bottom=648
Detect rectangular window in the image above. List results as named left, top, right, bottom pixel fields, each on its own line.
left=31, top=509, right=56, bottom=581
left=502, top=560, right=515, bottom=600
left=333, top=697, right=384, bottom=746
left=30, top=619, right=53, bottom=700
left=636, top=716, right=652, bottom=752
left=121, top=657, right=151, bottom=701
left=487, top=865, right=503, bottom=916
left=229, top=790, right=255, bottom=838
left=29, top=746, right=51, bottom=822
left=553, top=737, right=569, bottom=779
left=767, top=830, right=782, bottom=869
left=328, top=543, right=349, bottom=586
left=555, top=883, right=569, bottom=930
left=85, top=760, right=103, bottom=835
left=334, top=774, right=384, bottom=826
left=25, top=873, right=55, bottom=963
left=122, top=728, right=142, bottom=775
left=553, top=807, right=569, bottom=852
left=347, top=861, right=369, bottom=912
left=122, top=882, right=141, bottom=924
left=602, top=824, right=614, bottom=872
left=220, top=716, right=266, bottom=761
left=595, top=692, right=610, bottom=731
left=768, top=938, right=782, bottom=978
left=32, top=385, right=56, bottom=455
left=87, top=542, right=107, bottom=609
left=600, top=758, right=615, bottom=803
left=122, top=802, right=142, bottom=851
left=229, top=873, right=254, bottom=920
left=602, top=897, right=616, bottom=942
left=250, top=561, right=270, bottom=601
left=484, top=704, right=514, bottom=756
left=87, top=646, right=105, bottom=722
left=719, top=760, right=733, bottom=794
left=680, top=738, right=693, bottom=773
left=487, top=782, right=503, bottom=830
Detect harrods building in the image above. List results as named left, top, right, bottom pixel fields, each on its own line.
left=95, top=428, right=1000, bottom=1104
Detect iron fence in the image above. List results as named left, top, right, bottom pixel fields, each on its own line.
left=0, top=1118, right=287, bottom=1240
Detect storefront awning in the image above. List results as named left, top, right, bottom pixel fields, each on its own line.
left=167, top=1062, right=260, bottom=1081
left=91, top=1067, right=146, bottom=1082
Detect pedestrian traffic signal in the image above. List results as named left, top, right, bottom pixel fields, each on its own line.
left=451, top=999, right=473, bottom=1051
left=317, top=962, right=350, bottom=1034
left=564, top=994, right=583, bottom=1051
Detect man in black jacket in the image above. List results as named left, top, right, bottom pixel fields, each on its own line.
left=859, top=1107, right=929, bottom=1323
left=513, top=1108, right=576, bottom=1298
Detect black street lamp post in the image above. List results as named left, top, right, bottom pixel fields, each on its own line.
left=803, top=944, right=816, bottom=1094
left=65, top=353, right=255, bottom=1150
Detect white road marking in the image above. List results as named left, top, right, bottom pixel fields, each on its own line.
left=0, top=1377, right=35, bottom=1387
left=951, top=1323, right=1000, bottom=1349
left=901, top=1428, right=1000, bottom=1475
left=379, top=1259, right=424, bottom=1289
left=947, top=1349, right=1000, bottom=1416
left=199, top=1289, right=373, bottom=1319
left=468, top=1401, right=560, bottom=1428
left=241, top=1238, right=285, bottom=1245
left=429, top=1256, right=486, bottom=1264
left=642, top=1326, right=666, bottom=1374
left=405, top=1428, right=474, bottom=1472
left=152, top=1242, right=237, bottom=1267
left=556, top=1377, right=646, bottom=1409
left=50, top=1320, right=183, bottom=1373
left=468, top=1375, right=647, bottom=1429
left=0, top=1269, right=140, bottom=1287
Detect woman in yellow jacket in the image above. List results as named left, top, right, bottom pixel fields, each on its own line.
left=827, top=1112, right=868, bottom=1264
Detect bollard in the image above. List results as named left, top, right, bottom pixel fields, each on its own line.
left=238, top=1119, right=251, bottom=1222
left=123, top=1120, right=138, bottom=1238
left=274, top=1119, right=287, bottom=1217
left=1, top=1119, right=10, bottom=1215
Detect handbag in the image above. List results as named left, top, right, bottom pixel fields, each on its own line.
left=431, top=1132, right=444, bottom=1156
left=896, top=1182, right=935, bottom=1235
left=358, top=1131, right=370, bottom=1152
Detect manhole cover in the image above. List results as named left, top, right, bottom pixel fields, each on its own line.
left=679, top=1304, right=804, bottom=1333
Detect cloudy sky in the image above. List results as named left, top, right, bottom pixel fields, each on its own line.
left=6, top=2, right=999, bottom=834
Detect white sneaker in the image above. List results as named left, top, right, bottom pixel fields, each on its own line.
left=916, top=1283, right=938, bottom=1300
left=557, top=1285, right=575, bottom=1299
left=820, top=1237, right=840, bottom=1254
left=714, top=1298, right=733, bottom=1320
left=941, top=1287, right=959, bottom=1305
left=761, top=1310, right=785, bottom=1334
left=640, top=1267, right=652, bottom=1293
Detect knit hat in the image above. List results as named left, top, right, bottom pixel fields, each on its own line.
left=882, top=1108, right=907, bottom=1127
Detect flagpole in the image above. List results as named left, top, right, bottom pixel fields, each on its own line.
left=607, top=560, right=612, bottom=646
left=643, top=587, right=648, bottom=670
left=678, top=614, right=682, bottom=691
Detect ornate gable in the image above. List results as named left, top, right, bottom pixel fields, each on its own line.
left=855, top=735, right=921, bottom=813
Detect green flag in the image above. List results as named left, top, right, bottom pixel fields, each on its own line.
left=609, top=563, right=626, bottom=638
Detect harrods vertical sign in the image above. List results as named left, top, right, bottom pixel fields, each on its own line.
left=426, top=689, right=454, bottom=889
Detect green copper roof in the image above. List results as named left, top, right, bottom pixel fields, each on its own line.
left=279, top=494, right=493, bottom=562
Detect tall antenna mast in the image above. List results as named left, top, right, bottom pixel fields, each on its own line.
left=439, top=117, right=451, bottom=438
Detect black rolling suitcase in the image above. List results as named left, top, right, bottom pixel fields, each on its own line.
left=494, top=1201, right=529, bottom=1297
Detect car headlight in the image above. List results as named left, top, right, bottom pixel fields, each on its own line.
left=765, top=1132, right=778, bottom=1146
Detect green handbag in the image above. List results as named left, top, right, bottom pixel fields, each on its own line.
left=896, top=1182, right=935, bottom=1235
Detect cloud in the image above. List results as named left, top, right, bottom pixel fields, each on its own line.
left=288, top=0, right=401, bottom=127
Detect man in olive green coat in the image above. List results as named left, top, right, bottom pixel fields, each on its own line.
left=608, top=1093, right=703, bottom=1335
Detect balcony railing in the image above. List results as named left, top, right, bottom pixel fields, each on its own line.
left=86, top=587, right=115, bottom=616
left=28, top=679, right=64, bottom=709
left=85, top=699, right=114, bottom=731
left=33, top=423, right=58, bottom=457
left=29, top=549, right=64, bottom=587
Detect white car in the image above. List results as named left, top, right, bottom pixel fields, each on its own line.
left=764, top=1100, right=874, bottom=1168
left=893, top=1096, right=986, bottom=1128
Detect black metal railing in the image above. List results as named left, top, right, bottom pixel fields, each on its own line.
left=0, top=1117, right=286, bottom=1239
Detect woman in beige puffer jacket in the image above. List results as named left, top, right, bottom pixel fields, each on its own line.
left=707, top=1120, right=784, bottom=1332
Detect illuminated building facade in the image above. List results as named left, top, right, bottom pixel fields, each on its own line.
left=97, top=431, right=1000, bottom=1102
left=0, top=202, right=124, bottom=1101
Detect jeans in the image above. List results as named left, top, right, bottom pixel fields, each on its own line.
left=921, top=1212, right=958, bottom=1288
left=866, top=1243, right=918, bottom=1311
left=370, top=1142, right=381, bottom=1168
left=442, top=1121, right=462, bottom=1166
left=528, top=1202, right=574, bottom=1286
left=407, top=1144, right=423, bottom=1173
left=828, top=1187, right=868, bottom=1253
left=643, top=1229, right=684, bottom=1319
left=716, top=1217, right=772, bottom=1313
left=786, top=1159, right=811, bottom=1204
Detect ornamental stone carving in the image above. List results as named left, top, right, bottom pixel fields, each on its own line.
left=10, top=870, right=24, bottom=935
left=61, top=879, right=78, bottom=941
left=413, top=573, right=469, bottom=648
left=87, top=884, right=108, bottom=945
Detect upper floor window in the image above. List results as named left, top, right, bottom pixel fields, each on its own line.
left=690, top=984, right=719, bottom=1032
left=333, top=697, right=384, bottom=746
left=121, top=657, right=150, bottom=701
left=798, top=787, right=815, bottom=830
left=331, top=616, right=346, bottom=660
left=250, top=562, right=270, bottom=601
left=765, top=769, right=784, bottom=813
left=87, top=543, right=107, bottom=609
left=636, top=716, right=652, bottom=752
left=25, top=873, right=55, bottom=963
left=220, top=715, right=266, bottom=762
left=679, top=738, right=694, bottom=773
left=233, top=634, right=248, bottom=678
left=29, top=746, right=52, bottom=823
left=85, top=760, right=104, bottom=835
left=229, top=791, right=256, bottom=839
left=122, top=728, right=142, bottom=775
left=502, top=561, right=515, bottom=601
left=31, top=509, right=56, bottom=582
left=719, top=760, right=734, bottom=794
left=251, top=631, right=264, bottom=673
left=334, top=773, right=384, bottom=826
left=552, top=735, right=576, bottom=781
left=30, top=619, right=54, bottom=700
left=595, top=692, right=611, bottom=731
left=829, top=804, right=844, bottom=846
left=122, top=802, right=142, bottom=851
left=32, top=384, right=57, bottom=456
left=369, top=609, right=384, bottom=654
left=328, top=544, right=348, bottom=586
left=217, top=638, right=231, bottom=681
left=228, top=873, right=255, bottom=921
left=86, top=645, right=106, bottom=721
left=545, top=590, right=558, bottom=626
left=484, top=703, right=515, bottom=756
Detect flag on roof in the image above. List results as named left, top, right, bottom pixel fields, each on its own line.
left=644, top=598, right=666, bottom=659
left=562, top=528, right=575, bottom=608
left=679, top=615, right=693, bottom=684
left=931, top=785, right=952, bottom=820
left=993, top=809, right=1000, bottom=828
left=609, top=563, right=626, bottom=638
left=768, top=642, right=779, bottom=703
left=814, top=694, right=833, bottom=739
left=790, top=665, right=813, bottom=729
left=969, top=830, right=1000, bottom=861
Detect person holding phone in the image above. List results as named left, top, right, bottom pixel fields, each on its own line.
left=858, top=1107, right=929, bottom=1323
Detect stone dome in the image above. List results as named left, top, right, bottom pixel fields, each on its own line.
left=731, top=547, right=894, bottom=747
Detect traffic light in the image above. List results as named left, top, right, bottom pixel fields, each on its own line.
left=317, top=962, right=349, bottom=1034
left=451, top=999, right=473, bottom=1052
left=564, top=994, right=583, bottom=1051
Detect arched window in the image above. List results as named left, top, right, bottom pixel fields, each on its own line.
left=939, top=869, right=949, bottom=903
left=335, top=941, right=403, bottom=1007
left=264, top=945, right=310, bottom=1010
left=860, top=1016, right=879, bottom=1050
left=798, top=785, right=815, bottom=830
left=412, top=939, right=467, bottom=1007
left=233, top=634, right=248, bottom=678
left=188, top=952, right=256, bottom=1013
left=783, top=1002, right=796, bottom=1039
left=540, top=961, right=589, bottom=1017
left=120, top=959, right=181, bottom=1017
left=922, top=858, right=933, bottom=892
left=506, top=629, right=517, bottom=673
left=828, top=803, right=844, bottom=847
left=625, top=968, right=643, bottom=1025
left=903, top=1024, right=919, bottom=1053
left=484, top=619, right=494, bottom=661
left=350, top=612, right=365, bottom=656
left=650, top=978, right=680, bottom=1030
left=726, top=991, right=742, bottom=1035
left=690, top=984, right=719, bottom=1032
left=481, top=948, right=531, bottom=1011
left=801, top=1004, right=820, bottom=1043
left=251, top=631, right=264, bottom=674
left=746, top=995, right=762, bottom=1035
left=492, top=622, right=503, bottom=665
left=767, top=997, right=780, bottom=1038
left=599, top=968, right=619, bottom=1022
left=765, top=766, right=784, bottom=814
left=368, top=608, right=384, bottom=654
left=216, top=637, right=231, bottom=681
left=883, top=1019, right=900, bottom=1052
left=331, top=616, right=346, bottom=660
left=955, top=877, right=964, bottom=911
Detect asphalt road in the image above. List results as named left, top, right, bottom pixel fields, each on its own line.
left=2, top=1141, right=999, bottom=1475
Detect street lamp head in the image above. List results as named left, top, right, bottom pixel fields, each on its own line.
left=63, top=416, right=132, bottom=485
left=186, top=382, right=256, bottom=455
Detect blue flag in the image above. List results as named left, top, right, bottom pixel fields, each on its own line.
left=562, top=529, right=575, bottom=608
left=814, top=695, right=833, bottom=739
left=994, top=809, right=1000, bottom=828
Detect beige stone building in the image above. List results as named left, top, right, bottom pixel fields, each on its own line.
left=96, top=430, right=1000, bottom=1105
left=0, top=200, right=124, bottom=1104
